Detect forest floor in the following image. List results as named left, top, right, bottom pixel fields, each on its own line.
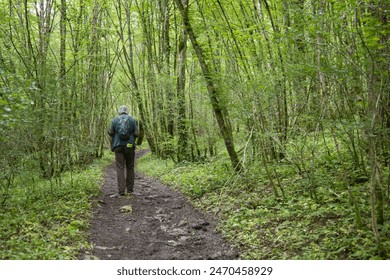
left=82, top=150, right=239, bottom=260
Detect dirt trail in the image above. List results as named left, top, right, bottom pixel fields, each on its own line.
left=84, top=150, right=239, bottom=260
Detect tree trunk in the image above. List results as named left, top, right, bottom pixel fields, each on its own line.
left=176, top=0, right=189, bottom=162
left=174, top=0, right=242, bottom=171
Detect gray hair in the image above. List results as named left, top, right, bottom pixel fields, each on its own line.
left=118, top=105, right=129, bottom=115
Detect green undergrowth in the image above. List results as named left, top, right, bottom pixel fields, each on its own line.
left=0, top=153, right=112, bottom=259
left=137, top=153, right=390, bottom=260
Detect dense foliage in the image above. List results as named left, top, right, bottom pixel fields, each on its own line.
left=0, top=154, right=110, bottom=259
left=1, top=0, right=388, bottom=259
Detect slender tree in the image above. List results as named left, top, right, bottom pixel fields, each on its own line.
left=174, top=0, right=242, bottom=171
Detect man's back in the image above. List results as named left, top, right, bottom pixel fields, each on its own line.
left=109, top=114, right=138, bottom=151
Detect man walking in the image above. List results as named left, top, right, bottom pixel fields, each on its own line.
left=108, top=105, right=139, bottom=197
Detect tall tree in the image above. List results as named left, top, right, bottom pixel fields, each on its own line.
left=174, top=0, right=242, bottom=171
left=176, top=0, right=189, bottom=162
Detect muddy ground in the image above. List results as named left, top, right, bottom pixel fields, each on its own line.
left=83, top=150, right=239, bottom=260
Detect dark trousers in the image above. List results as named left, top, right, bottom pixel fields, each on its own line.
left=114, top=146, right=135, bottom=195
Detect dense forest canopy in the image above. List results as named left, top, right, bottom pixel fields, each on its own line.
left=1, top=0, right=389, bottom=258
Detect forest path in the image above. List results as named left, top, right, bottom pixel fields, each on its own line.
left=83, top=150, right=239, bottom=260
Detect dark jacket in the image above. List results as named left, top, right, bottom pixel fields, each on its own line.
left=108, top=114, right=138, bottom=151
